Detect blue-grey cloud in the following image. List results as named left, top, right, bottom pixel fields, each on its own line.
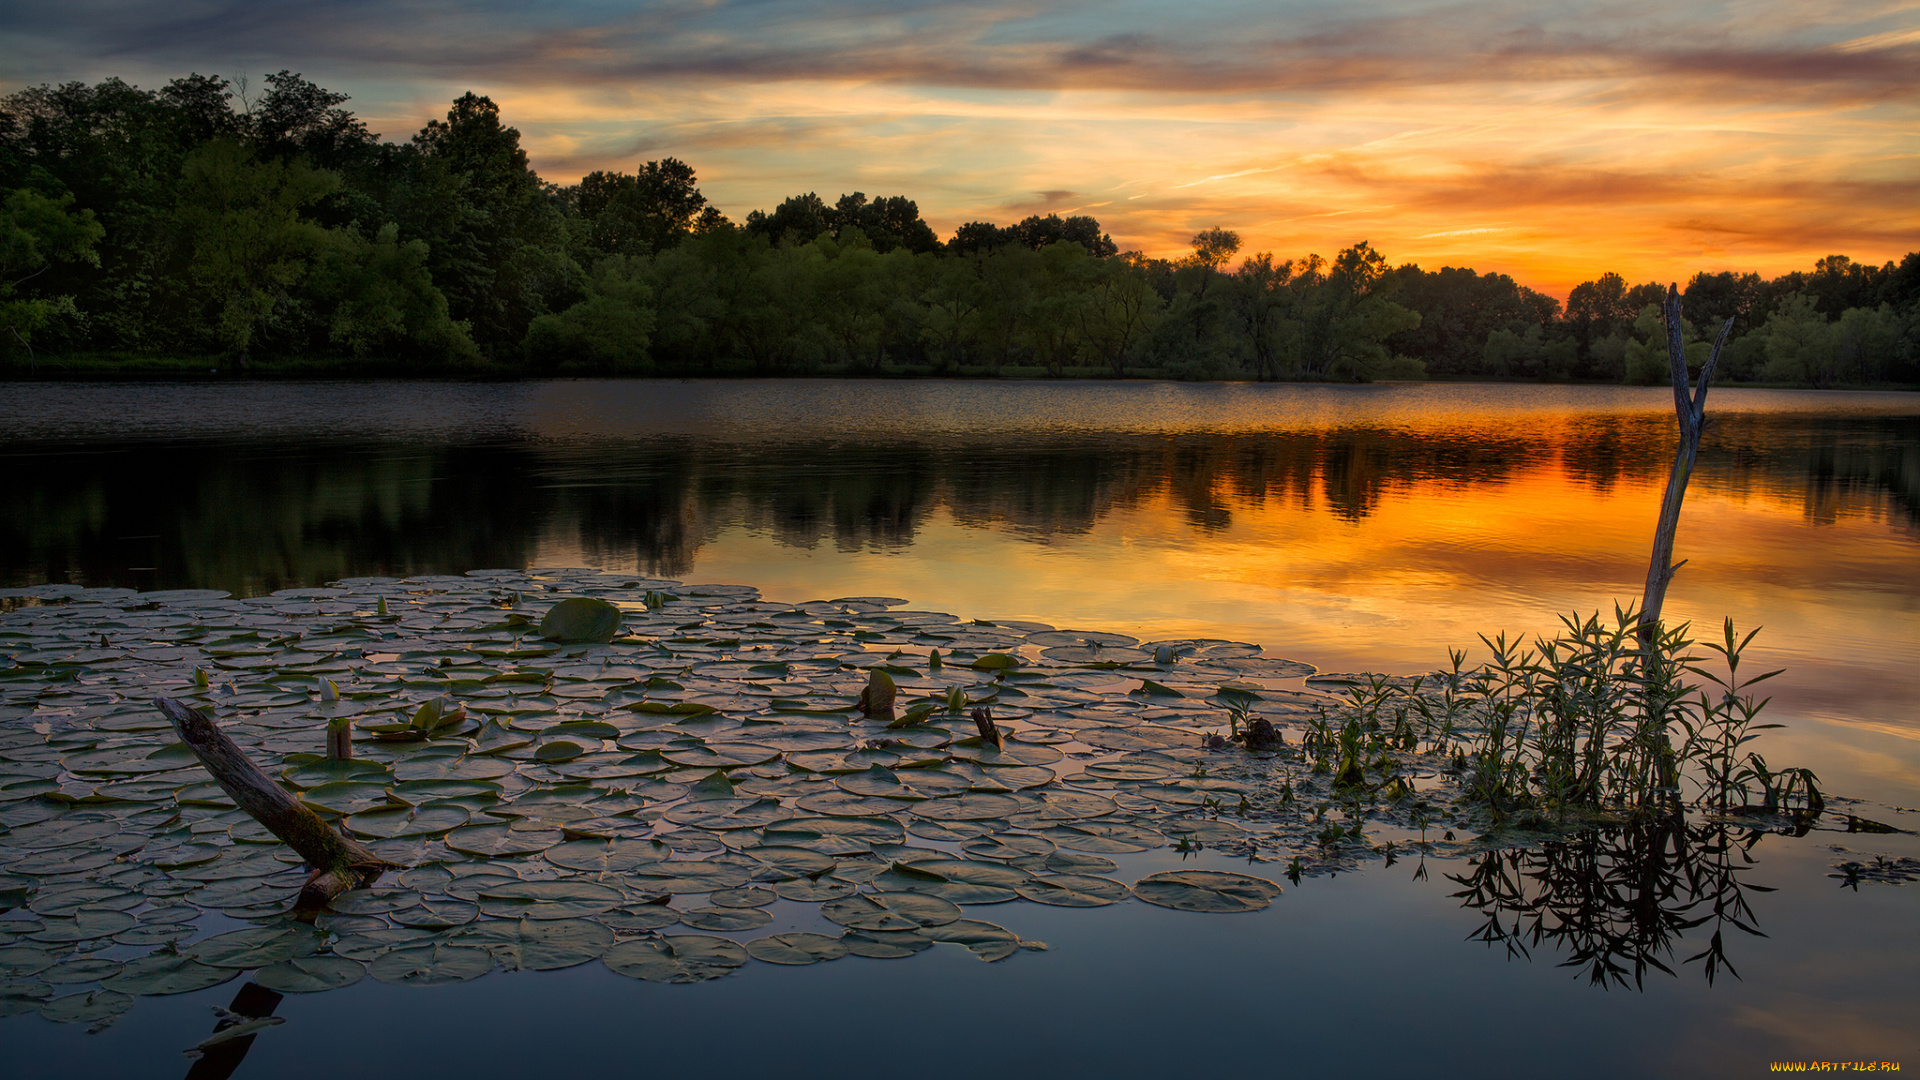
left=4, top=0, right=1915, bottom=106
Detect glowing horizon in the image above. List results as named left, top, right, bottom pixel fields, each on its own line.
left=5, top=0, right=1916, bottom=298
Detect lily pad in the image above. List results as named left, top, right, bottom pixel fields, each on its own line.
left=839, top=929, right=934, bottom=958
left=745, top=932, right=848, bottom=966
left=40, top=989, right=133, bottom=1026
left=544, top=837, right=669, bottom=874
left=540, top=598, right=623, bottom=644
left=253, top=955, right=367, bottom=993
left=1015, top=874, right=1130, bottom=907
left=476, top=880, right=622, bottom=919
left=1131, top=870, right=1281, bottom=913
left=923, top=918, right=1041, bottom=961
left=603, top=935, right=749, bottom=983
left=368, top=943, right=493, bottom=985
left=104, top=954, right=236, bottom=995
left=820, top=892, right=962, bottom=932
left=189, top=925, right=321, bottom=968
left=512, top=918, right=616, bottom=971
left=677, top=905, right=773, bottom=931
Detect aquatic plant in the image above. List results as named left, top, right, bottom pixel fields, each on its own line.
left=1319, top=606, right=1815, bottom=824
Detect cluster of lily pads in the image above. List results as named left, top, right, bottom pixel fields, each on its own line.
left=0, top=568, right=1415, bottom=1030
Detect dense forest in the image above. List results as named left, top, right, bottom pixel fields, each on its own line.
left=3, top=73, right=1917, bottom=384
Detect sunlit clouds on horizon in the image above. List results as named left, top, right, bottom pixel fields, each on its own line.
left=5, top=0, right=1917, bottom=297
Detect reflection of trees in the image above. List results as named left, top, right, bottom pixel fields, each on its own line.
left=1, top=410, right=1912, bottom=595
left=1563, top=413, right=1919, bottom=534
left=1447, top=819, right=1772, bottom=989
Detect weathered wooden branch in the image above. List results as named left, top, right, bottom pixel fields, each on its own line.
left=156, top=697, right=391, bottom=911
left=1636, top=285, right=1736, bottom=649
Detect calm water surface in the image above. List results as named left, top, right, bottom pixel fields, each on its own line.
left=3, top=380, right=1916, bottom=1076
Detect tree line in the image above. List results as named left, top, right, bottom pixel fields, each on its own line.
left=4, top=73, right=1916, bottom=384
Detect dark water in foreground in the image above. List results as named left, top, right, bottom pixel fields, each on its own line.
left=2, top=380, right=1916, bottom=1076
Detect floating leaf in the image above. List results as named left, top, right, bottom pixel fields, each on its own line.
left=40, top=989, right=133, bottom=1026
left=1131, top=871, right=1281, bottom=913
left=745, top=932, right=848, bottom=966
left=476, top=880, right=623, bottom=919
left=104, top=954, right=236, bottom=996
left=41, top=956, right=125, bottom=984
left=189, top=925, right=321, bottom=968
left=856, top=668, right=897, bottom=717
left=1015, top=874, right=1130, bottom=907
left=603, top=935, right=749, bottom=983
left=512, top=918, right=615, bottom=971
left=544, top=837, right=668, bottom=874
left=678, top=906, right=772, bottom=931
left=253, top=955, right=366, bottom=993
left=970, top=653, right=1020, bottom=671
left=923, top=918, right=1033, bottom=961
left=368, top=944, right=493, bottom=985
left=534, top=740, right=584, bottom=763
left=344, top=804, right=469, bottom=839
left=820, top=892, right=962, bottom=932
left=840, top=930, right=934, bottom=959
left=539, top=598, right=623, bottom=644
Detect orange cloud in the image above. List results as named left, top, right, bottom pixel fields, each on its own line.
left=5, top=0, right=1916, bottom=296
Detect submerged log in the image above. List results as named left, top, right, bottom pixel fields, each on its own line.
left=1637, top=285, right=1735, bottom=650
left=156, top=697, right=391, bottom=911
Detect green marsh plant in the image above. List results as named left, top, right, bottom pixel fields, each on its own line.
left=1336, top=605, right=1814, bottom=824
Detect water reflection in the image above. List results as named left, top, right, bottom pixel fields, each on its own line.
left=1449, top=819, right=1775, bottom=989
left=3, top=414, right=1913, bottom=596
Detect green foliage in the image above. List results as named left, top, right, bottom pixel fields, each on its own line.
left=2, top=71, right=1915, bottom=381
left=1, top=185, right=103, bottom=352
left=1322, top=608, right=1808, bottom=821
left=525, top=255, right=656, bottom=370
left=309, top=223, right=477, bottom=363
left=173, top=139, right=339, bottom=352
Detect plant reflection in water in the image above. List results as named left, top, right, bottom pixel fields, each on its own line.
left=1448, top=816, right=1784, bottom=989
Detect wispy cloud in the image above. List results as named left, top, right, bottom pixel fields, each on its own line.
left=3, top=0, right=1915, bottom=294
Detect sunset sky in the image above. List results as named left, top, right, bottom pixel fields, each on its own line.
left=5, top=0, right=1917, bottom=297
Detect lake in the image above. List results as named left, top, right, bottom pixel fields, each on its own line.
left=2, top=379, right=1916, bottom=1076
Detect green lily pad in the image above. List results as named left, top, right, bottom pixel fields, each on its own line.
left=0, top=944, right=61, bottom=977
left=445, top=824, right=562, bottom=857
left=104, top=954, right=236, bottom=995
left=1131, top=870, right=1281, bottom=913
left=923, top=918, right=1041, bottom=961
left=345, top=804, right=470, bottom=838
left=189, top=925, right=321, bottom=968
left=368, top=943, right=494, bottom=985
left=603, top=935, right=749, bottom=983
left=772, top=878, right=857, bottom=902
left=820, top=892, right=962, bottom=932
left=31, top=909, right=137, bottom=942
left=253, top=955, right=367, bottom=993
left=710, top=886, right=778, bottom=909
left=601, top=907, right=681, bottom=932
left=512, top=918, right=616, bottom=971
left=540, top=598, right=623, bottom=644
left=41, top=956, right=125, bottom=984
left=909, top=793, right=1022, bottom=821
left=677, top=905, right=773, bottom=931
left=534, top=740, right=584, bottom=763
left=745, top=932, right=848, bottom=966
left=40, top=989, right=133, bottom=1026
left=840, top=929, right=933, bottom=959
left=476, top=880, right=623, bottom=919
left=391, top=898, right=480, bottom=928
left=544, top=837, right=669, bottom=873
left=1015, top=874, right=1130, bottom=907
